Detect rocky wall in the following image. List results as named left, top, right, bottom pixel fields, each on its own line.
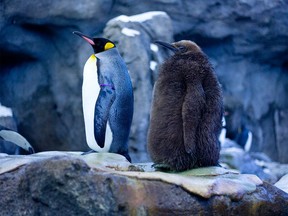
left=0, top=0, right=287, bottom=163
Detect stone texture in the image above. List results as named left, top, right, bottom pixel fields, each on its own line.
left=220, top=139, right=288, bottom=184
left=220, top=146, right=276, bottom=183
left=0, top=153, right=287, bottom=215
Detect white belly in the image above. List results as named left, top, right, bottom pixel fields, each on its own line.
left=82, top=54, right=112, bottom=152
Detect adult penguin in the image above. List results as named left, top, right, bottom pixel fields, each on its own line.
left=148, top=40, right=223, bottom=171
left=73, top=31, right=133, bottom=162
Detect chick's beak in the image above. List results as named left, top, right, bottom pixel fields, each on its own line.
left=154, top=41, right=179, bottom=53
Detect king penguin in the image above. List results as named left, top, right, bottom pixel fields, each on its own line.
left=147, top=40, right=223, bottom=171
left=73, top=31, right=133, bottom=162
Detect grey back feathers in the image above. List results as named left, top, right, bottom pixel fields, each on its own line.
left=96, top=48, right=134, bottom=159
left=148, top=40, right=223, bottom=171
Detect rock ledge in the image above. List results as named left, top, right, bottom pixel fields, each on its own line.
left=0, top=152, right=287, bottom=215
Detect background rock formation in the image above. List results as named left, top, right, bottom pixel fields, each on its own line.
left=0, top=1, right=288, bottom=163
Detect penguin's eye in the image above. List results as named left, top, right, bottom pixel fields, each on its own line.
left=178, top=46, right=188, bottom=53
left=104, top=42, right=115, bottom=50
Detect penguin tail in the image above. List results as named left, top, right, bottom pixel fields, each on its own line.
left=123, top=152, right=131, bottom=163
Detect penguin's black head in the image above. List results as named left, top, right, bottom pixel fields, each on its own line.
left=73, top=31, right=116, bottom=54
left=155, top=40, right=201, bottom=55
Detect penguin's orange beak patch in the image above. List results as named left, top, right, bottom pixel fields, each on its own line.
left=73, top=31, right=95, bottom=45
left=82, top=36, right=95, bottom=46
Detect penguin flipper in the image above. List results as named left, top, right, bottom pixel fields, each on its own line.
left=94, top=86, right=116, bottom=148
left=182, top=85, right=205, bottom=155
left=195, top=72, right=223, bottom=166
left=0, top=128, right=35, bottom=154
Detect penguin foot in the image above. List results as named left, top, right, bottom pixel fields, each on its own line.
left=81, top=149, right=98, bottom=155
left=152, top=163, right=172, bottom=172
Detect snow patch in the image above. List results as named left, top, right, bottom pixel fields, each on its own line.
left=121, top=28, right=140, bottom=37
left=150, top=61, right=158, bottom=71
left=244, top=131, right=252, bottom=152
left=0, top=103, right=13, bottom=117
left=263, top=168, right=271, bottom=174
left=224, top=147, right=244, bottom=154
left=254, top=159, right=265, bottom=167
left=150, top=44, right=159, bottom=52
left=112, top=11, right=166, bottom=23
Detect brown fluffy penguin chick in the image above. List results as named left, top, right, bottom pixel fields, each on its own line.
left=147, top=40, right=223, bottom=172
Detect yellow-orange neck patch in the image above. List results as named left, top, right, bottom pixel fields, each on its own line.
left=104, top=42, right=115, bottom=50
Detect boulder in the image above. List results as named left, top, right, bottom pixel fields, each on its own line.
left=221, top=150, right=274, bottom=183
left=0, top=152, right=287, bottom=215
left=103, top=11, right=173, bottom=162
left=220, top=139, right=282, bottom=183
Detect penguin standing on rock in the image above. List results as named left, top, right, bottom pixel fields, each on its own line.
left=148, top=40, right=223, bottom=171
left=73, top=31, right=133, bottom=162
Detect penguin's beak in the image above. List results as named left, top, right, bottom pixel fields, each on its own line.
left=154, top=41, right=179, bottom=53
left=73, top=31, right=95, bottom=45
